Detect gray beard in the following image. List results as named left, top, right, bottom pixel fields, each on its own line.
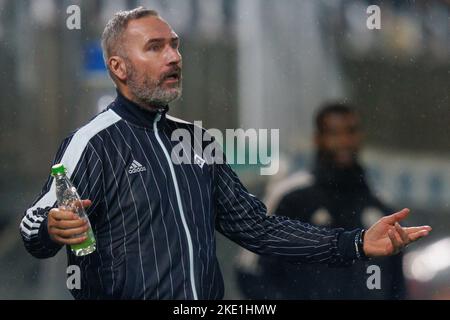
left=127, top=65, right=182, bottom=109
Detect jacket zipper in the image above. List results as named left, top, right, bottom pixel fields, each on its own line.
left=153, top=112, right=198, bottom=300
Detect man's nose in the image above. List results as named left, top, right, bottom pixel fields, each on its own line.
left=337, top=133, right=355, bottom=148
left=165, top=46, right=182, bottom=65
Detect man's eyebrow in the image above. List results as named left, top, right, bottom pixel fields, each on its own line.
left=144, top=37, right=179, bottom=45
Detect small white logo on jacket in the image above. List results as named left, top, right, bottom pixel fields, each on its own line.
left=194, top=154, right=205, bottom=168
left=128, top=160, right=147, bottom=174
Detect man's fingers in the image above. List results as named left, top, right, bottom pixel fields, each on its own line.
left=407, top=229, right=430, bottom=242
left=53, top=199, right=92, bottom=215
left=52, top=234, right=87, bottom=245
left=388, top=228, right=403, bottom=253
left=404, top=226, right=432, bottom=234
left=395, top=222, right=409, bottom=244
left=383, top=208, right=410, bottom=225
left=48, top=202, right=91, bottom=246
left=53, top=218, right=88, bottom=229
left=51, top=225, right=89, bottom=238
left=49, top=209, right=78, bottom=221
left=50, top=199, right=92, bottom=221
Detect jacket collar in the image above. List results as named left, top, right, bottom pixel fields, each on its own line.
left=313, top=156, right=370, bottom=193
left=110, top=90, right=169, bottom=129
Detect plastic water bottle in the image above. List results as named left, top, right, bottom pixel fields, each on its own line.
left=51, top=163, right=96, bottom=256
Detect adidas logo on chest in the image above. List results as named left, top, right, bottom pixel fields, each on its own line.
left=128, top=160, right=147, bottom=174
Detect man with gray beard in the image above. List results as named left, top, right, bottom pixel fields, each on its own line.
left=20, top=7, right=431, bottom=300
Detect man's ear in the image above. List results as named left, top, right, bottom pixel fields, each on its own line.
left=108, top=56, right=127, bottom=81
left=314, top=132, right=321, bottom=148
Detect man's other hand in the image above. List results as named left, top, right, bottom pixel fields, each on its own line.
left=363, top=208, right=431, bottom=257
left=47, top=199, right=92, bottom=245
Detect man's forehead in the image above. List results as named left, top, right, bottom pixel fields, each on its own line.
left=125, top=16, right=178, bottom=41
left=323, top=113, right=360, bottom=129
left=325, top=113, right=359, bottom=123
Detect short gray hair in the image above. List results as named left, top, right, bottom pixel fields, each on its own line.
left=101, top=7, right=159, bottom=66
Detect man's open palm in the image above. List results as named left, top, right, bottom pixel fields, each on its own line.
left=363, top=208, right=431, bottom=257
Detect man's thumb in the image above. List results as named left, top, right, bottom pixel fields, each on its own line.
left=74, top=199, right=92, bottom=209
left=384, top=208, right=410, bottom=224
left=82, top=199, right=92, bottom=208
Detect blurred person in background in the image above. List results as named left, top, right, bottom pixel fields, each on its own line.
left=19, top=8, right=429, bottom=300
left=235, top=103, right=406, bottom=299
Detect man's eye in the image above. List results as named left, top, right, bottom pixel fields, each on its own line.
left=149, top=44, right=162, bottom=51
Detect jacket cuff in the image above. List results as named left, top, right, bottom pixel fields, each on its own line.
left=337, top=228, right=362, bottom=263
left=38, top=217, right=63, bottom=251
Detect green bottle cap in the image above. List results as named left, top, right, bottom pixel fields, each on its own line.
left=51, top=163, right=67, bottom=176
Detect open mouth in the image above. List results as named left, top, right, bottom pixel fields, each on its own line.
left=163, top=70, right=181, bottom=82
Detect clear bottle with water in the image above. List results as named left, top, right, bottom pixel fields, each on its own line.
left=51, top=163, right=96, bottom=256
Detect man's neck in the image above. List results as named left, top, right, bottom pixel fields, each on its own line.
left=118, top=87, right=163, bottom=112
left=314, top=154, right=368, bottom=191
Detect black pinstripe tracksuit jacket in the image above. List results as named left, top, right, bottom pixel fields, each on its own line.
left=20, top=91, right=362, bottom=299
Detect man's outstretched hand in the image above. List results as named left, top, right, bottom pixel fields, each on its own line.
left=363, top=208, right=431, bottom=257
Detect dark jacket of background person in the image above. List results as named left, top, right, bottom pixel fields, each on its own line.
left=236, top=157, right=406, bottom=299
